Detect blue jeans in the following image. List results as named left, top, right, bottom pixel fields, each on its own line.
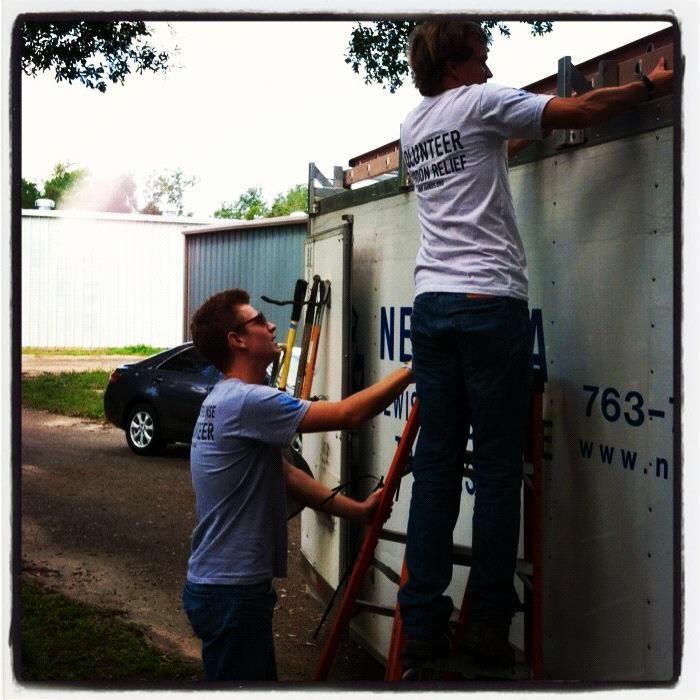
left=182, top=580, right=277, bottom=681
left=397, top=293, right=532, bottom=639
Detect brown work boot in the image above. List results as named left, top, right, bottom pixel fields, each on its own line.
left=462, top=620, right=516, bottom=668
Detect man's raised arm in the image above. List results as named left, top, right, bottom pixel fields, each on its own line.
left=541, top=57, right=673, bottom=131
left=297, top=366, right=413, bottom=433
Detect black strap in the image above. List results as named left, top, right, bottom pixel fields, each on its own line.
left=286, top=474, right=383, bottom=521
left=261, top=294, right=327, bottom=308
left=640, top=73, right=655, bottom=100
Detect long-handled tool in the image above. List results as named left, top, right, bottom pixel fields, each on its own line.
left=276, top=278, right=308, bottom=392
left=294, top=275, right=321, bottom=397
left=300, top=280, right=329, bottom=400
left=269, top=345, right=284, bottom=387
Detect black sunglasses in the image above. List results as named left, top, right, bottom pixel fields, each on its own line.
left=231, top=311, right=267, bottom=333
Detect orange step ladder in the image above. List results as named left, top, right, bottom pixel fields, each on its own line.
left=314, top=373, right=545, bottom=681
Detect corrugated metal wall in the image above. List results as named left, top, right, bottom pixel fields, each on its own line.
left=184, top=222, right=306, bottom=339
left=21, top=212, right=201, bottom=348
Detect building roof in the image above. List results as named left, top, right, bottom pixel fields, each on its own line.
left=182, top=213, right=308, bottom=237
left=21, top=209, right=220, bottom=226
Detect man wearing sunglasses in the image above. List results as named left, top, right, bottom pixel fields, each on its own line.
left=182, top=288, right=413, bottom=681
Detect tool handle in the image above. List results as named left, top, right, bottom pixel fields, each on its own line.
left=294, top=276, right=321, bottom=396
left=290, top=278, right=308, bottom=323
left=277, top=279, right=308, bottom=391
left=300, top=280, right=328, bottom=399
left=269, top=345, right=286, bottom=387
left=300, top=326, right=321, bottom=399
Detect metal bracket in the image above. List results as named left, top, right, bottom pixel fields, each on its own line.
left=398, top=135, right=412, bottom=191
left=557, top=55, right=593, bottom=96
left=308, top=162, right=346, bottom=215
left=594, top=59, right=618, bottom=89
left=554, top=56, right=592, bottom=149
left=554, top=128, right=587, bottom=148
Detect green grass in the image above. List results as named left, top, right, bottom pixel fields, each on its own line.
left=20, top=578, right=202, bottom=682
left=22, top=370, right=111, bottom=420
left=22, top=345, right=164, bottom=356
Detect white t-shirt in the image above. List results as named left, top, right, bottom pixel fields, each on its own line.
left=401, top=82, right=554, bottom=300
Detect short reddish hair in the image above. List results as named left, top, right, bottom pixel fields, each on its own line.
left=190, top=288, right=250, bottom=372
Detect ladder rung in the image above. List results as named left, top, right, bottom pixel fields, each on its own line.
left=379, top=529, right=533, bottom=577
left=354, top=600, right=395, bottom=617
left=371, top=557, right=401, bottom=585
left=378, top=528, right=406, bottom=545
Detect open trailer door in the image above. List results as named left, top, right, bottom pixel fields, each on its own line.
left=299, top=217, right=353, bottom=598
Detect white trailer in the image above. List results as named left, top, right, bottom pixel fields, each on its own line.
left=299, top=28, right=678, bottom=682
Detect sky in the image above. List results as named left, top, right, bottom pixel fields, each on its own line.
left=20, top=18, right=671, bottom=218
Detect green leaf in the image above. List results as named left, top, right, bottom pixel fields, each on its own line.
left=21, top=21, right=171, bottom=91
left=345, top=20, right=553, bottom=92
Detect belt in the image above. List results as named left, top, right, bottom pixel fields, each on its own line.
left=465, top=293, right=494, bottom=299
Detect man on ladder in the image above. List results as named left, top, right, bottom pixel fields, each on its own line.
left=397, top=20, right=673, bottom=671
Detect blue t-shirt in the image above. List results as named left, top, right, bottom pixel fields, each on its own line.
left=186, top=379, right=310, bottom=585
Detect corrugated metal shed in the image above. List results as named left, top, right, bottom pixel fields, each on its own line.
left=22, top=210, right=220, bottom=348
left=182, top=214, right=308, bottom=339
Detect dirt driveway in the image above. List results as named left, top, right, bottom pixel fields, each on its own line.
left=21, top=354, right=146, bottom=377
left=20, top=407, right=384, bottom=683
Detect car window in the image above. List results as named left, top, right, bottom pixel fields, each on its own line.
left=159, top=347, right=211, bottom=374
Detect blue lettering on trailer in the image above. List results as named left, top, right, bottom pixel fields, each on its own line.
left=578, top=438, right=670, bottom=481
left=380, top=307, right=395, bottom=360
left=579, top=440, right=594, bottom=458
left=379, top=305, right=548, bottom=376
left=530, top=308, right=548, bottom=382
left=400, top=307, right=412, bottom=362
left=582, top=384, right=674, bottom=428
left=621, top=449, right=637, bottom=470
left=656, top=458, right=669, bottom=479
left=465, top=476, right=476, bottom=495
left=383, top=390, right=417, bottom=419
left=599, top=444, right=615, bottom=464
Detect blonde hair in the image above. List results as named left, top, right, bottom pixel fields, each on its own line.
left=408, top=21, right=487, bottom=96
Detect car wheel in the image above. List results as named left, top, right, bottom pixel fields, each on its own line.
left=125, top=403, right=165, bottom=456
